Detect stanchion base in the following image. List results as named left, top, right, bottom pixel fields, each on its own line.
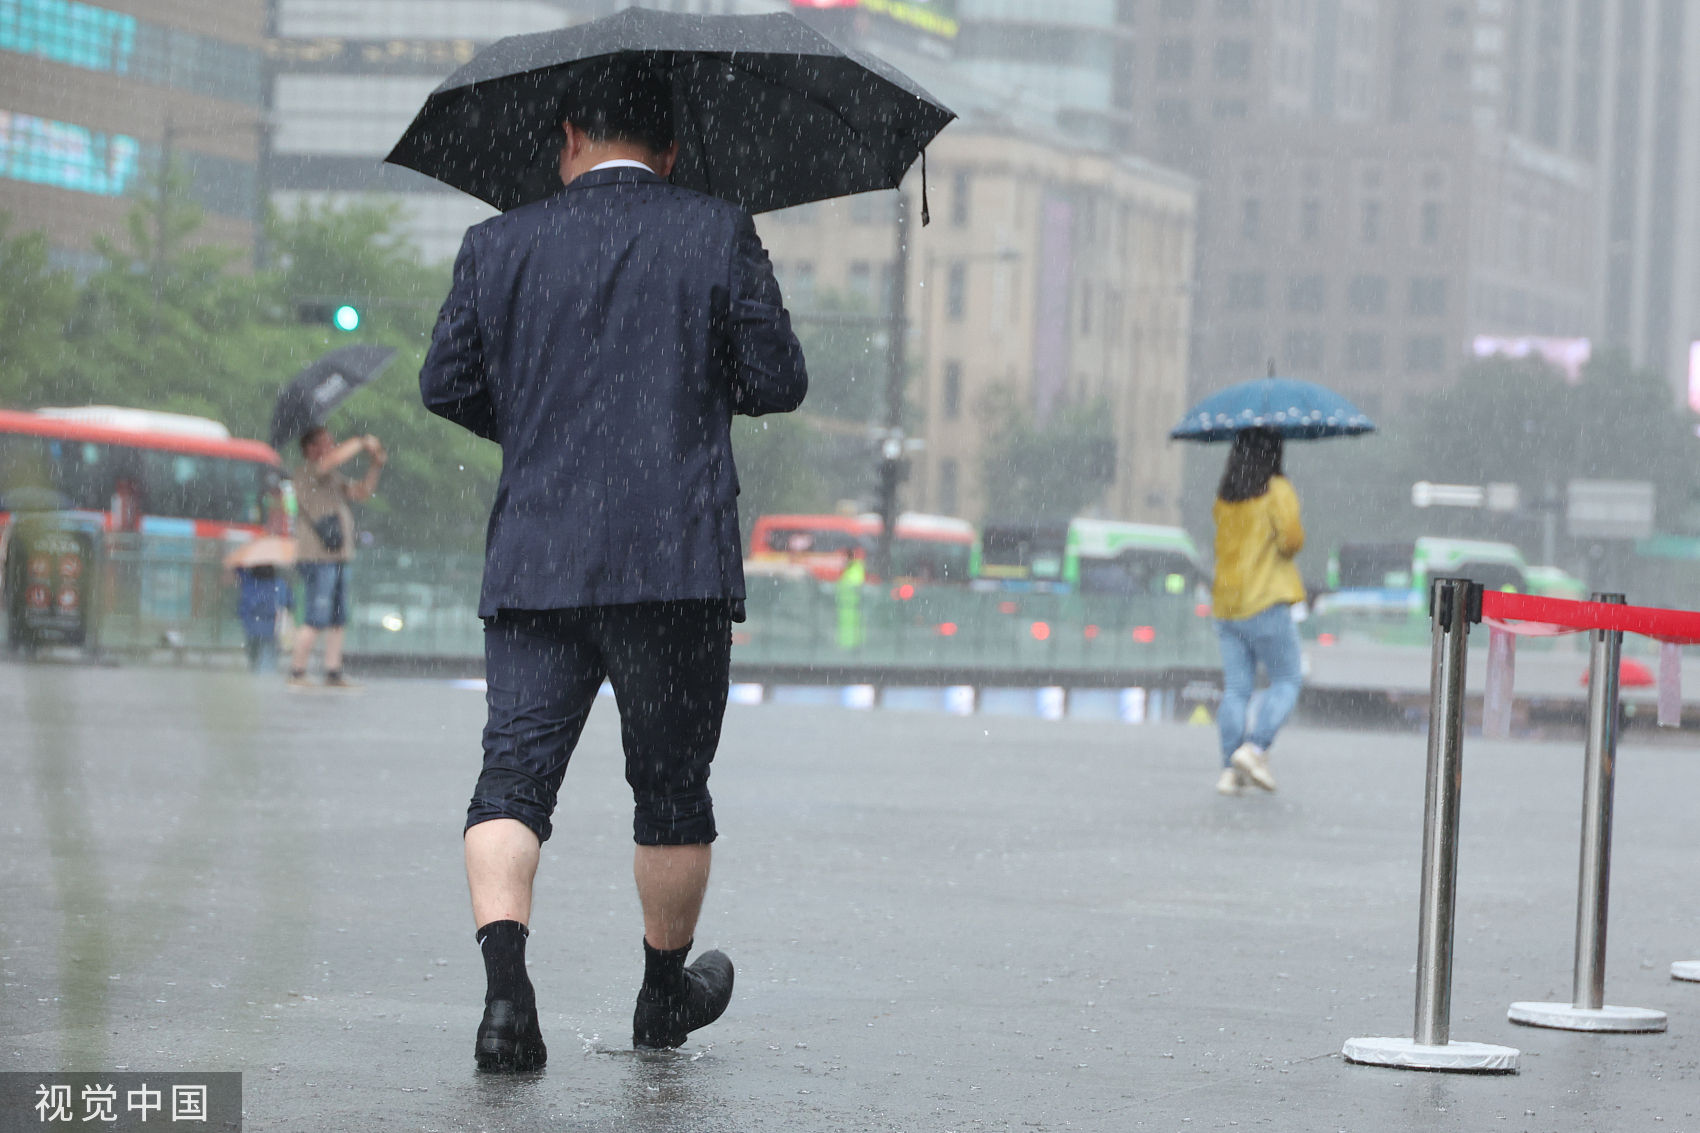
left=1341, top=1036, right=1519, bottom=1073
left=1671, top=961, right=1700, bottom=983
left=1507, top=1002, right=1667, bottom=1032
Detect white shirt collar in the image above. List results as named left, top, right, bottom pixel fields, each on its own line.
left=589, top=158, right=657, bottom=174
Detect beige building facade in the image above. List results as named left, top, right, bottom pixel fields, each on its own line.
left=758, top=128, right=1196, bottom=525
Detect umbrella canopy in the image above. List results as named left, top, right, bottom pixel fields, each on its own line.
left=383, top=8, right=955, bottom=216
left=224, top=536, right=296, bottom=571
left=268, top=345, right=398, bottom=452
left=1170, top=376, right=1376, bottom=442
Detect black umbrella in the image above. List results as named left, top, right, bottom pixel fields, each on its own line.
left=383, top=7, right=955, bottom=216
left=268, top=345, right=398, bottom=451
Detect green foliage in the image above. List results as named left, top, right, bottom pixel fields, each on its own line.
left=0, top=172, right=495, bottom=550
left=0, top=191, right=947, bottom=550
left=731, top=415, right=834, bottom=519
left=727, top=289, right=894, bottom=521
left=0, top=214, right=77, bottom=408
left=271, top=199, right=448, bottom=343
left=57, top=163, right=278, bottom=427
left=262, top=199, right=488, bottom=549
left=790, top=290, right=884, bottom=423
left=977, top=387, right=1118, bottom=521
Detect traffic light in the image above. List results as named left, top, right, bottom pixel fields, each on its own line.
left=295, top=301, right=363, bottom=332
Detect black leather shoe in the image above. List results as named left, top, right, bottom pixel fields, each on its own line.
left=632, top=949, right=734, bottom=1050
left=475, top=999, right=547, bottom=1072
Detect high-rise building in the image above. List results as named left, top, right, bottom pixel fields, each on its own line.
left=1587, top=3, right=1700, bottom=398
left=1385, top=0, right=1700, bottom=399
left=822, top=0, right=1137, bottom=151
left=1102, top=0, right=1605, bottom=411
left=269, top=0, right=586, bottom=265
left=1188, top=119, right=1593, bottom=416
left=0, top=0, right=269, bottom=272
left=1128, top=0, right=1382, bottom=170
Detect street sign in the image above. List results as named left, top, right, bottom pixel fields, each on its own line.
left=1567, top=480, right=1655, bottom=540
left=1412, top=481, right=1485, bottom=508
left=1485, top=482, right=1521, bottom=512
left=1411, top=481, right=1522, bottom=511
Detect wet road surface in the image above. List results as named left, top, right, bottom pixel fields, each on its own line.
left=3, top=663, right=1698, bottom=1131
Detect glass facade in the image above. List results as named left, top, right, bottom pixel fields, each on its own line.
left=0, top=0, right=264, bottom=104
left=0, top=0, right=133, bottom=71
left=0, top=109, right=139, bottom=196
left=0, top=108, right=257, bottom=218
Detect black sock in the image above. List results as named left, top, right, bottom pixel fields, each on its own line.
left=477, top=920, right=534, bottom=1007
left=641, top=939, right=691, bottom=1000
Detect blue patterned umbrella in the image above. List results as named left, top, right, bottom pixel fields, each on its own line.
left=1170, top=376, right=1376, bottom=442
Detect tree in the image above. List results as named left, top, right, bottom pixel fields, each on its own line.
left=0, top=215, right=77, bottom=408
left=789, top=290, right=884, bottom=424
left=977, top=386, right=1118, bottom=520
left=270, top=198, right=448, bottom=343
left=731, top=415, right=833, bottom=519
left=1, top=176, right=500, bottom=551
left=263, top=200, right=493, bottom=550
left=726, top=289, right=899, bottom=521
left=55, top=162, right=288, bottom=425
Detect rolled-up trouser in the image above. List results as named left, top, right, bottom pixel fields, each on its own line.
left=467, top=601, right=731, bottom=846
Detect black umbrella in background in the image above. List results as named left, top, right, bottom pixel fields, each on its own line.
left=268, top=345, right=398, bottom=452
left=383, top=7, right=955, bottom=217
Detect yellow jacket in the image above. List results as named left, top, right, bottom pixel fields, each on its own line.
left=1211, top=475, right=1306, bottom=621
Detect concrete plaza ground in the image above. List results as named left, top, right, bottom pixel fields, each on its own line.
left=3, top=663, right=1698, bottom=1132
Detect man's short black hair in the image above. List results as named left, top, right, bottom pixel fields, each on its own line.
left=299, top=426, right=328, bottom=456
left=560, top=53, right=676, bottom=155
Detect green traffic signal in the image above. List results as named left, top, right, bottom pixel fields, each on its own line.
left=332, top=304, right=361, bottom=332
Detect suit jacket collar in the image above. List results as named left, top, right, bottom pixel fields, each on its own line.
left=563, top=167, right=666, bottom=193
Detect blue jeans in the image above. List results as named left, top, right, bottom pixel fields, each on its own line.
left=1215, top=604, right=1303, bottom=764
left=298, top=562, right=348, bottom=629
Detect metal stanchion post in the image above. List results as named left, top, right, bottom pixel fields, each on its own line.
left=1509, top=594, right=1666, bottom=1032
left=1344, top=578, right=1519, bottom=1072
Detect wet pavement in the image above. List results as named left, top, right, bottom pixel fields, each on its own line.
left=3, top=662, right=1698, bottom=1132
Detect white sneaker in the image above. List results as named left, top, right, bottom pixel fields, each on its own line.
left=1215, top=767, right=1244, bottom=796
left=1230, top=744, right=1277, bottom=792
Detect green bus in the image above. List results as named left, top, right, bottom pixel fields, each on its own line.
left=1312, top=537, right=1574, bottom=641
left=971, top=518, right=1208, bottom=597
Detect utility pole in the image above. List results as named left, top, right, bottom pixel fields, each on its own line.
left=151, top=114, right=175, bottom=337
left=873, top=190, right=911, bottom=580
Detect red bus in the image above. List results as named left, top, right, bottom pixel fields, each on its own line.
left=746, top=512, right=975, bottom=583
left=0, top=407, right=284, bottom=538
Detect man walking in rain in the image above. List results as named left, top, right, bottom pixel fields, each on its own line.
left=420, top=55, right=807, bottom=1071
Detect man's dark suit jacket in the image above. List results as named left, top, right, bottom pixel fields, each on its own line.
left=420, top=166, right=807, bottom=617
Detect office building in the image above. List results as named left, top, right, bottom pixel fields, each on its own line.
left=1192, top=120, right=1593, bottom=416
left=0, top=0, right=269, bottom=271
left=1101, top=0, right=1606, bottom=410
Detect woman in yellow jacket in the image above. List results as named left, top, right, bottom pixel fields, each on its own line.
left=1211, top=428, right=1305, bottom=795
